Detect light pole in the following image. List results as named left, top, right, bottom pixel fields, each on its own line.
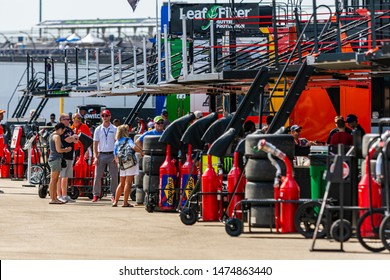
left=39, top=0, right=42, bottom=38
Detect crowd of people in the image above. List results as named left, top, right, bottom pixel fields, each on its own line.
left=45, top=109, right=172, bottom=206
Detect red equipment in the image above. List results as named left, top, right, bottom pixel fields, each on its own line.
left=201, top=153, right=222, bottom=221
left=11, top=126, right=25, bottom=179
left=0, top=144, right=11, bottom=178
left=73, top=151, right=88, bottom=186
left=227, top=151, right=246, bottom=219
left=159, top=144, right=177, bottom=210
left=358, top=145, right=382, bottom=235
left=179, top=145, right=198, bottom=207
left=31, top=136, right=41, bottom=165
left=258, top=140, right=300, bottom=233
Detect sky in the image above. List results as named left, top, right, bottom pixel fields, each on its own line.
left=0, top=0, right=331, bottom=33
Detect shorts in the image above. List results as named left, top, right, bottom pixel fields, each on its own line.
left=48, top=158, right=61, bottom=172
left=119, top=164, right=139, bottom=177
left=60, top=159, right=74, bottom=178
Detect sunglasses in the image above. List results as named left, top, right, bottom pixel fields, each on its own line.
left=101, top=114, right=110, bottom=117
left=295, top=130, right=301, bottom=133
left=156, top=122, right=164, bottom=125
left=73, top=117, right=81, bottom=121
left=62, top=118, right=70, bottom=121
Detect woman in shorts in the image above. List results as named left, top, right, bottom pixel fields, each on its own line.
left=48, top=123, right=72, bottom=204
left=112, top=125, right=143, bottom=207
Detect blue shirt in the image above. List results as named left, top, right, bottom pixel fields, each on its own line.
left=138, top=129, right=164, bottom=143
left=114, top=137, right=135, bottom=156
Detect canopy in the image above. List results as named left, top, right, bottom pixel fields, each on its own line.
left=80, top=33, right=105, bottom=44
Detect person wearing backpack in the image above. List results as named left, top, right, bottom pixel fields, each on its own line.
left=112, top=125, right=143, bottom=207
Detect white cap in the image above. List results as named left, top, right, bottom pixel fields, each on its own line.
left=194, top=111, right=203, bottom=119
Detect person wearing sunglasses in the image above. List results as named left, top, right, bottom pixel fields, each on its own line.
left=71, top=113, right=92, bottom=159
left=57, top=113, right=79, bottom=203
left=135, top=115, right=165, bottom=151
left=92, top=110, right=118, bottom=203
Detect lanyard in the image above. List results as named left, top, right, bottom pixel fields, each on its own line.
left=103, top=127, right=110, bottom=141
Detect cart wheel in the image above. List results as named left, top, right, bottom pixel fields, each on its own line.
left=356, top=209, right=385, bottom=252
left=30, top=165, right=44, bottom=185
left=379, top=215, right=390, bottom=251
left=38, top=184, right=48, bottom=199
left=180, top=208, right=197, bottom=225
left=294, top=201, right=326, bottom=239
left=145, top=194, right=155, bottom=213
left=330, top=219, right=352, bottom=242
left=87, top=193, right=94, bottom=200
left=68, top=187, right=80, bottom=200
left=130, top=188, right=136, bottom=201
left=225, top=218, right=243, bottom=237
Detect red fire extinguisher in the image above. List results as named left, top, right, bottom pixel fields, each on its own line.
left=12, top=126, right=25, bottom=179
left=73, top=150, right=88, bottom=186
left=201, top=153, right=222, bottom=221
left=179, top=144, right=198, bottom=207
left=0, top=144, right=11, bottom=178
left=31, top=138, right=41, bottom=165
left=258, top=140, right=300, bottom=233
left=227, top=151, right=246, bottom=219
left=159, top=144, right=177, bottom=210
left=358, top=145, right=382, bottom=235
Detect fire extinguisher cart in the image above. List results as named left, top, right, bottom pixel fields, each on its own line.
left=380, top=128, right=390, bottom=251
left=225, top=139, right=327, bottom=237
left=311, top=123, right=389, bottom=253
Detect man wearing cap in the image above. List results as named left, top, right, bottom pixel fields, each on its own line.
left=92, top=109, right=118, bottom=202
left=161, top=109, right=171, bottom=129
left=135, top=116, right=165, bottom=150
left=346, top=114, right=365, bottom=137
left=290, top=125, right=315, bottom=147
left=326, top=116, right=352, bottom=144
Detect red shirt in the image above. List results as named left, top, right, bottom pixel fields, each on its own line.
left=330, top=131, right=353, bottom=146
left=71, top=123, right=92, bottom=154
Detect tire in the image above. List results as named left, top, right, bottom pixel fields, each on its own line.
left=245, top=181, right=274, bottom=227
left=135, top=153, right=143, bottom=170
left=245, top=134, right=295, bottom=159
left=130, top=187, right=136, bottom=201
left=143, top=174, right=160, bottom=193
left=294, top=201, right=327, bottom=239
left=30, top=165, right=44, bottom=185
left=136, top=187, right=145, bottom=205
left=180, top=207, right=198, bottom=225
left=142, top=155, right=166, bottom=175
left=225, top=218, right=243, bottom=237
left=330, top=219, right=352, bottom=242
left=143, top=136, right=166, bottom=155
left=356, top=209, right=385, bottom=252
left=38, top=184, right=48, bottom=198
left=68, top=187, right=80, bottom=200
left=245, top=158, right=288, bottom=182
left=134, top=171, right=144, bottom=187
left=379, top=215, right=390, bottom=251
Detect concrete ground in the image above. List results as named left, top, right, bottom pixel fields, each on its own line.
left=0, top=178, right=389, bottom=260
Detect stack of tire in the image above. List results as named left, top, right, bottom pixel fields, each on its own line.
left=244, top=133, right=295, bottom=227
left=133, top=134, right=145, bottom=205
left=142, top=135, right=178, bottom=212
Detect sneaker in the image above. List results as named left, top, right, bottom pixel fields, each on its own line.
left=57, top=196, right=68, bottom=203
left=92, top=195, right=99, bottom=202
left=65, top=196, right=76, bottom=203
left=111, top=196, right=115, bottom=203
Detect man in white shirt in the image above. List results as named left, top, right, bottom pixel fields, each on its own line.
left=92, top=110, right=118, bottom=202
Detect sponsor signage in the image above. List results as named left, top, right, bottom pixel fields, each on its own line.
left=170, top=3, right=260, bottom=34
